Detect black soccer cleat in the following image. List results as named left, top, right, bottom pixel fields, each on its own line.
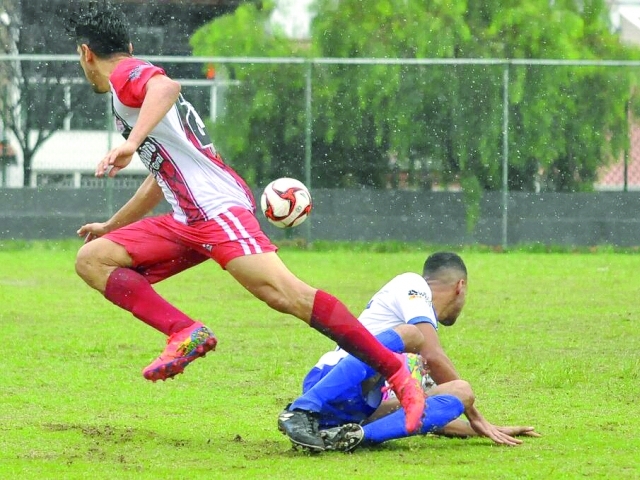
left=278, top=408, right=325, bottom=452
left=320, top=423, right=365, bottom=452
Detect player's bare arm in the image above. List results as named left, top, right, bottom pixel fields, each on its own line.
left=434, top=419, right=540, bottom=439
left=97, top=75, right=181, bottom=178
left=416, top=323, right=460, bottom=383
left=77, top=174, right=163, bottom=240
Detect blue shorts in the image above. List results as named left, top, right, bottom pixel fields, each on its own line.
left=421, top=394, right=465, bottom=433
left=302, top=364, right=464, bottom=430
left=302, top=364, right=385, bottom=429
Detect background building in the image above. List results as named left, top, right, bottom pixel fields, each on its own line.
left=2, top=1, right=640, bottom=190
left=598, top=1, right=640, bottom=190
left=0, top=0, right=246, bottom=187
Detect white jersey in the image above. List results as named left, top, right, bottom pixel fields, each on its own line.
left=314, top=273, right=438, bottom=389
left=109, top=58, right=255, bottom=225
left=357, top=272, right=438, bottom=336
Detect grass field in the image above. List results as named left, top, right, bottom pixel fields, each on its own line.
left=0, top=241, right=638, bottom=479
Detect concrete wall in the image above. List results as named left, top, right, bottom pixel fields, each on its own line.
left=1, top=188, right=639, bottom=246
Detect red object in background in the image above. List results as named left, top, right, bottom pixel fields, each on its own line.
left=597, top=122, right=640, bottom=190
left=206, top=65, right=216, bottom=80
left=0, top=142, right=16, bottom=162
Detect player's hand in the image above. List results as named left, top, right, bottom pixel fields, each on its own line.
left=96, top=140, right=138, bottom=177
left=77, top=222, right=110, bottom=243
left=497, top=426, right=541, bottom=438
left=468, top=417, right=523, bottom=446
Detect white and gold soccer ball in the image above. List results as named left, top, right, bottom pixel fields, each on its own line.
left=260, top=177, right=312, bottom=228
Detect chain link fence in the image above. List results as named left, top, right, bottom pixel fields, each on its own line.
left=2, top=55, right=640, bottom=244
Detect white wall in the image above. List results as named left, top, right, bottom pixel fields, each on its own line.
left=4, top=130, right=146, bottom=188
left=617, top=5, right=640, bottom=44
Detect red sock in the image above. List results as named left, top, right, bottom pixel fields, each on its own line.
left=310, top=290, right=402, bottom=378
left=104, top=268, right=194, bottom=336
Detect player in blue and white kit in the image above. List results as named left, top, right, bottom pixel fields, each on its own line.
left=279, top=252, right=538, bottom=451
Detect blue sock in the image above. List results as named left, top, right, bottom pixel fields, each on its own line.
left=362, top=394, right=465, bottom=444
left=290, top=329, right=405, bottom=412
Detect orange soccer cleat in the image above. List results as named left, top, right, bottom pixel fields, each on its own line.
left=142, top=322, right=217, bottom=381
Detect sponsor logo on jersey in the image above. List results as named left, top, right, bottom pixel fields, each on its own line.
left=407, top=289, right=429, bottom=302
left=138, top=141, right=164, bottom=173
left=128, top=65, right=143, bottom=81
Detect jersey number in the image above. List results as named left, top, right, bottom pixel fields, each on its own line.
left=177, top=94, right=213, bottom=150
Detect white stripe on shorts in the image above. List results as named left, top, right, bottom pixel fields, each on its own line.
left=221, top=210, right=263, bottom=254
left=238, top=239, right=251, bottom=255
left=214, top=215, right=238, bottom=240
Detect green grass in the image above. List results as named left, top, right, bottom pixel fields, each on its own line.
left=0, top=242, right=638, bottom=479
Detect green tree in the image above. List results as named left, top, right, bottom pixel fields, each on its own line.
left=191, top=2, right=311, bottom=186
left=483, top=0, right=636, bottom=191
left=310, top=0, right=481, bottom=188
left=191, top=0, right=639, bottom=196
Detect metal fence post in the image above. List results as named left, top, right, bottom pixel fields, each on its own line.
left=1, top=83, right=7, bottom=187
left=501, top=63, right=510, bottom=250
left=624, top=97, right=630, bottom=193
left=304, top=60, right=312, bottom=244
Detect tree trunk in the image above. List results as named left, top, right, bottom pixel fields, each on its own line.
left=22, top=151, right=32, bottom=187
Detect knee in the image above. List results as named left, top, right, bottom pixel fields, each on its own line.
left=75, top=242, right=100, bottom=282
left=449, top=379, right=475, bottom=408
left=75, top=239, right=125, bottom=291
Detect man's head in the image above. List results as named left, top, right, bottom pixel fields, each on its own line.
left=67, top=1, right=132, bottom=93
left=422, top=252, right=467, bottom=326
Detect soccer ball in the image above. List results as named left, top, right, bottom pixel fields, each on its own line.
left=260, top=177, right=312, bottom=228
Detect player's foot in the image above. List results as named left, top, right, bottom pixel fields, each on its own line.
left=278, top=408, right=325, bottom=452
left=142, top=322, right=217, bottom=381
left=320, top=424, right=364, bottom=452
left=387, top=355, right=425, bottom=434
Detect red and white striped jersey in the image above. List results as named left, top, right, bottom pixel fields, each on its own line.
left=109, top=58, right=255, bottom=225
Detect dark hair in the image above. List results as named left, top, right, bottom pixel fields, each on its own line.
left=422, top=252, right=467, bottom=278
left=67, top=1, right=131, bottom=57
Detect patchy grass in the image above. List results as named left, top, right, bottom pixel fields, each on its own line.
left=0, top=242, right=638, bottom=479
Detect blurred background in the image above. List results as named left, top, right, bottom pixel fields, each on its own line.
left=2, top=0, right=640, bottom=246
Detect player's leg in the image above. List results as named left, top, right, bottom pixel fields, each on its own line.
left=227, top=253, right=424, bottom=432
left=322, top=380, right=471, bottom=452
left=185, top=206, right=423, bottom=432
left=75, top=215, right=216, bottom=381
left=286, top=325, right=420, bottom=414
left=278, top=328, right=411, bottom=450
left=221, top=241, right=424, bottom=434
left=359, top=381, right=470, bottom=444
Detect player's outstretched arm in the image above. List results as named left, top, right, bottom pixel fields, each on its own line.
left=434, top=419, right=540, bottom=439
left=77, top=174, right=164, bottom=241
left=465, top=406, right=522, bottom=446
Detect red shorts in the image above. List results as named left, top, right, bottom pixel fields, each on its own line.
left=103, top=207, right=277, bottom=284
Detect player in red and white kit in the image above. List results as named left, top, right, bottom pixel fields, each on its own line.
left=67, top=2, right=423, bottom=447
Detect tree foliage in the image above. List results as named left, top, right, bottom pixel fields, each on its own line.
left=191, top=0, right=640, bottom=193
left=191, top=2, right=310, bottom=186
